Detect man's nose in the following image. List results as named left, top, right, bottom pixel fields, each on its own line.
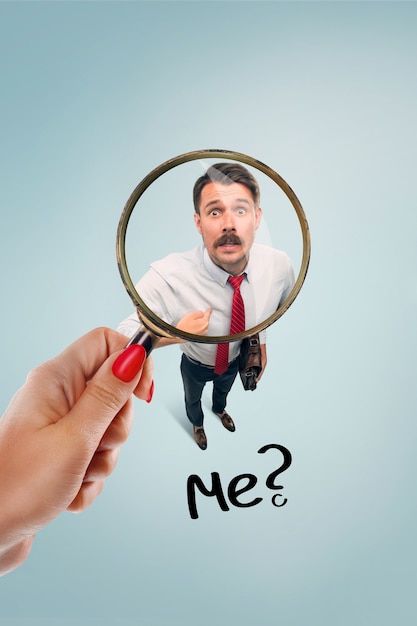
left=221, top=210, right=236, bottom=231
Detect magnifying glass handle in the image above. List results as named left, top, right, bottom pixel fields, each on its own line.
left=126, top=327, right=159, bottom=356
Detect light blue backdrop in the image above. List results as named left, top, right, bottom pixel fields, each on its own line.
left=1, top=2, right=416, bottom=625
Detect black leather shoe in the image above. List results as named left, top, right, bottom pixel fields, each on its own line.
left=214, top=411, right=236, bottom=432
left=193, top=426, right=207, bottom=450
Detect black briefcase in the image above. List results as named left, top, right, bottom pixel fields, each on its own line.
left=239, top=333, right=262, bottom=391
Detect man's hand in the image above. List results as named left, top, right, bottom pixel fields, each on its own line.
left=177, top=308, right=212, bottom=335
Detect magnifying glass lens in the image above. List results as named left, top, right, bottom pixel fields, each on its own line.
left=116, top=150, right=310, bottom=351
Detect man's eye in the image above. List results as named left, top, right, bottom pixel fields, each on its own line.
left=236, top=207, right=246, bottom=215
left=210, top=209, right=220, bottom=216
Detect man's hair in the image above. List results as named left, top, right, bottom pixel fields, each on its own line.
left=193, top=162, right=260, bottom=214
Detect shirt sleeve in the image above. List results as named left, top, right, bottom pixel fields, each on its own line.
left=258, top=251, right=295, bottom=345
left=116, top=265, right=180, bottom=338
left=279, top=254, right=296, bottom=305
left=116, top=311, right=142, bottom=339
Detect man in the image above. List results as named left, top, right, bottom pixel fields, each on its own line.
left=118, top=163, right=295, bottom=450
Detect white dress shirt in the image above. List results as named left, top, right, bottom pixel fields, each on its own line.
left=117, top=243, right=295, bottom=366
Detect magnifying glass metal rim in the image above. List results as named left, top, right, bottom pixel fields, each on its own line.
left=116, top=149, right=311, bottom=344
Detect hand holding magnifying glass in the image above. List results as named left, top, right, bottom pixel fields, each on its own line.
left=0, top=328, right=153, bottom=576
left=116, top=150, right=310, bottom=450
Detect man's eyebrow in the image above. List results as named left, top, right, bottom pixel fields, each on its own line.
left=203, top=197, right=252, bottom=210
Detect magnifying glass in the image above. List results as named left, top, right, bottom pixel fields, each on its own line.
left=116, top=149, right=310, bottom=355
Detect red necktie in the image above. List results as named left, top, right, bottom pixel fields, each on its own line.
left=214, top=274, right=246, bottom=375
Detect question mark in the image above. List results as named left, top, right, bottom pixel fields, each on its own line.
left=258, top=444, right=292, bottom=507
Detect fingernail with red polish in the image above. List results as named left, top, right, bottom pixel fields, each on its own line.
left=112, top=345, right=146, bottom=383
left=146, top=380, right=154, bottom=403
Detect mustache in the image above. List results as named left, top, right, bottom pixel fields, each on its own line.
left=215, top=234, right=242, bottom=247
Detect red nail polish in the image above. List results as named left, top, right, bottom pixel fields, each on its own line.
left=146, top=380, right=154, bottom=403
left=112, top=345, right=146, bottom=383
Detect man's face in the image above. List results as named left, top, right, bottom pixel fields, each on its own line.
left=194, top=181, right=262, bottom=275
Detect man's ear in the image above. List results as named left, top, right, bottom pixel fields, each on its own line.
left=194, top=212, right=202, bottom=234
left=255, top=206, right=263, bottom=229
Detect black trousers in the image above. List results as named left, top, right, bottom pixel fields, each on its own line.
left=180, top=353, right=239, bottom=427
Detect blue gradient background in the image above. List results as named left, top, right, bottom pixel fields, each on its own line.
left=1, top=2, right=416, bottom=625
